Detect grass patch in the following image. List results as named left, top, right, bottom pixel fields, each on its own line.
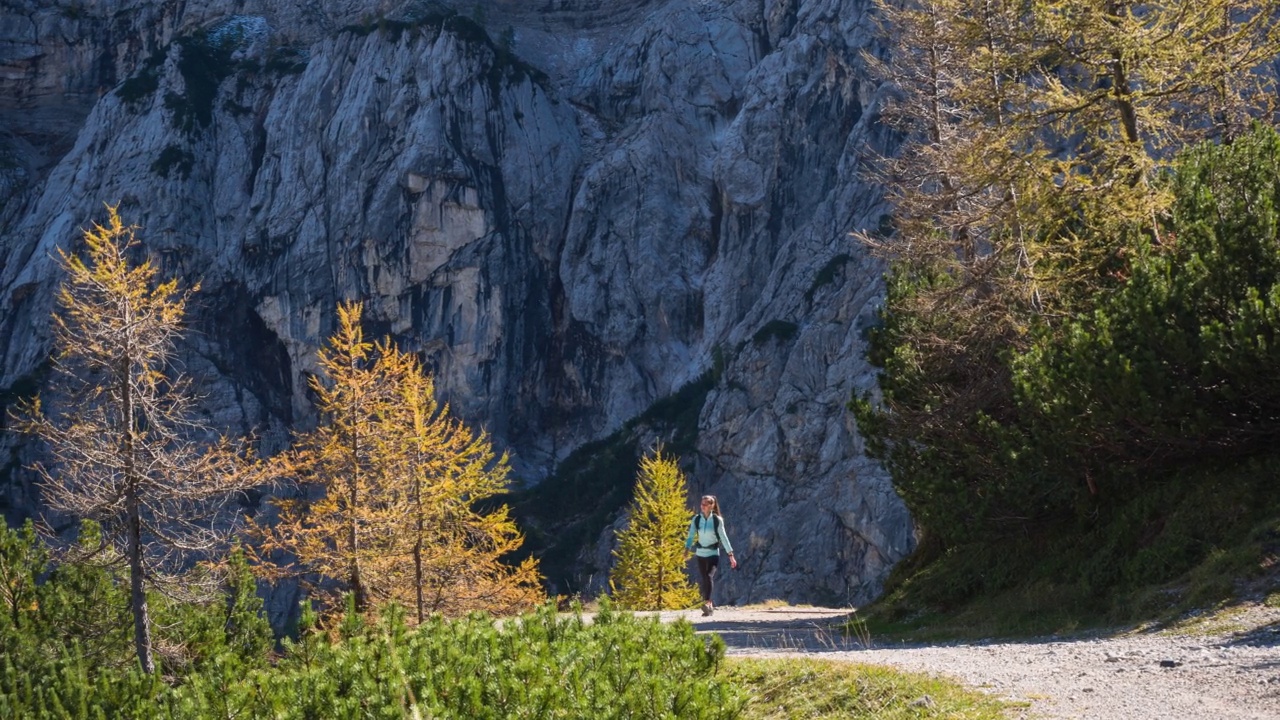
left=860, top=454, right=1280, bottom=642
left=1162, top=605, right=1254, bottom=636
left=727, top=658, right=1012, bottom=720
left=740, top=599, right=815, bottom=610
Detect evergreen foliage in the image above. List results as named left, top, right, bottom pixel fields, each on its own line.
left=151, top=144, right=195, bottom=180
left=165, top=33, right=237, bottom=136
left=116, top=50, right=165, bottom=108
left=508, top=368, right=719, bottom=596
left=856, top=0, right=1280, bottom=560
left=0, top=521, right=274, bottom=716
left=0, top=526, right=740, bottom=720
left=858, top=125, right=1280, bottom=600
left=1014, top=125, right=1280, bottom=477
left=610, top=449, right=701, bottom=610
left=751, top=320, right=799, bottom=346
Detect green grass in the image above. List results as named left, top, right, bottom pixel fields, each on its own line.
left=858, top=454, right=1280, bottom=643
left=727, top=658, right=1013, bottom=720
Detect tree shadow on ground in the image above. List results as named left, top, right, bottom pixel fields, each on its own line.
left=679, top=609, right=870, bottom=653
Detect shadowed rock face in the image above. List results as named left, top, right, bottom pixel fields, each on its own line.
left=0, top=0, right=914, bottom=609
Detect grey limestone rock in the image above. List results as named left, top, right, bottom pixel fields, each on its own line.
left=0, top=0, right=915, bottom=609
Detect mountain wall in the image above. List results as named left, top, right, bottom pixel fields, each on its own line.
left=0, top=0, right=914, bottom=608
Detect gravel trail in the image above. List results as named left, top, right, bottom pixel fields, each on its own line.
left=648, top=605, right=1280, bottom=719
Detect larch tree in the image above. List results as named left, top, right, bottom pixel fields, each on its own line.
left=252, top=301, right=395, bottom=612
left=375, top=343, right=543, bottom=620
left=855, top=0, right=1280, bottom=516
left=868, top=0, right=1280, bottom=311
left=609, top=449, right=700, bottom=611
left=17, top=207, right=256, bottom=674
left=255, top=303, right=542, bottom=618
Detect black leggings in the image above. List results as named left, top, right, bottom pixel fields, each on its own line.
left=696, top=555, right=720, bottom=603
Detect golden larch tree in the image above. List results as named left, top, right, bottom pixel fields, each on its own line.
left=868, top=0, right=1280, bottom=313
left=610, top=448, right=700, bottom=610
left=255, top=303, right=542, bottom=617
left=17, top=207, right=256, bottom=674
left=252, top=301, right=395, bottom=612
left=855, top=0, right=1280, bottom=498
left=374, top=343, right=543, bottom=620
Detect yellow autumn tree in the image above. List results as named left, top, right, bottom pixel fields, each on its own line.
left=254, top=302, right=542, bottom=618
left=253, top=301, right=397, bottom=612
left=17, top=207, right=256, bottom=673
left=867, top=0, right=1280, bottom=313
left=374, top=345, right=543, bottom=620
left=609, top=448, right=700, bottom=611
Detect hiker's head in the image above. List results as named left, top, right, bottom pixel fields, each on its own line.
left=700, top=495, right=720, bottom=516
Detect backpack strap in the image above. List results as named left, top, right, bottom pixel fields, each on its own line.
left=692, top=513, right=720, bottom=550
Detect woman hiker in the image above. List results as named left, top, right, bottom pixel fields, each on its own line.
left=686, top=495, right=737, bottom=616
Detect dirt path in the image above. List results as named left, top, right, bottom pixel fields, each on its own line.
left=642, top=605, right=1280, bottom=719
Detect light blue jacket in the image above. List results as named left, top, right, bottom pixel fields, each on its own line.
left=685, top=513, right=734, bottom=558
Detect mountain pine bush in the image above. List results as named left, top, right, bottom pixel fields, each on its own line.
left=0, top=518, right=741, bottom=719
left=858, top=125, right=1280, bottom=554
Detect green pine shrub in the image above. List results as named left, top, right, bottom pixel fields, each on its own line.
left=151, top=144, right=195, bottom=179
left=164, top=33, right=238, bottom=135
left=0, top=525, right=743, bottom=720
left=1014, top=124, right=1280, bottom=481
left=751, top=320, right=798, bottom=345
left=857, top=125, right=1280, bottom=618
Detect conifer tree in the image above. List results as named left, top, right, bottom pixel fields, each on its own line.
left=256, top=303, right=542, bottom=617
left=868, top=0, right=1280, bottom=312
left=855, top=0, right=1280, bottom=531
left=375, top=344, right=543, bottom=619
left=17, top=207, right=255, bottom=673
left=610, top=449, right=700, bottom=611
left=253, top=301, right=394, bottom=612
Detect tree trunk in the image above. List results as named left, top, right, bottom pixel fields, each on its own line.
left=121, top=352, right=154, bottom=674
left=348, top=394, right=366, bottom=612
left=414, top=480, right=425, bottom=624
left=348, top=479, right=364, bottom=612
left=128, top=492, right=154, bottom=674
left=655, top=532, right=663, bottom=611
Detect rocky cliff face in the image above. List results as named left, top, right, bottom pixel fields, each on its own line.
left=0, top=0, right=915, bottom=607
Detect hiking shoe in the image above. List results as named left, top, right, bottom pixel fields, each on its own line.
left=701, top=603, right=712, bottom=616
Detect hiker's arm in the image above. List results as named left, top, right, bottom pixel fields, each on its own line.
left=717, top=521, right=734, bottom=556
left=685, top=518, right=696, bottom=551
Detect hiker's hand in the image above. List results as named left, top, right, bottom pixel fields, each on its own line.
left=729, top=555, right=737, bottom=569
